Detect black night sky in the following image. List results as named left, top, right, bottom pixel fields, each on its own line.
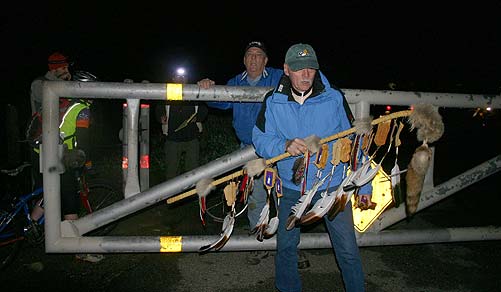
left=1, top=2, right=500, bottom=120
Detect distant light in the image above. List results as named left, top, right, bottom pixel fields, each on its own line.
left=176, top=67, right=186, bottom=76
left=385, top=105, right=392, bottom=111
left=486, top=106, right=492, bottom=111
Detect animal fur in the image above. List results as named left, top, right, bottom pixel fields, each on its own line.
left=196, top=177, right=215, bottom=198
left=304, top=135, right=321, bottom=154
left=408, top=104, right=444, bottom=143
left=353, top=116, right=373, bottom=135
left=196, top=177, right=215, bottom=226
left=405, top=143, right=432, bottom=217
left=244, top=158, right=267, bottom=177
left=390, top=163, right=404, bottom=208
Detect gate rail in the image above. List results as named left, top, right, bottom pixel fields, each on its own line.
left=36, top=80, right=501, bottom=253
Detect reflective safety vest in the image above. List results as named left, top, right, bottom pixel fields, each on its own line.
left=59, top=102, right=90, bottom=150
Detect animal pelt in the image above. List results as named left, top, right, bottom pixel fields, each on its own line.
left=405, top=143, right=432, bottom=217
left=391, top=163, right=404, bottom=208
left=407, top=104, right=444, bottom=143
left=196, top=177, right=214, bottom=226
left=196, top=177, right=215, bottom=198
left=304, top=135, right=321, bottom=154
left=244, top=158, right=267, bottom=177
left=353, top=116, right=373, bottom=135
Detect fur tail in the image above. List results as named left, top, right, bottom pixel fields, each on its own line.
left=405, top=143, right=432, bottom=217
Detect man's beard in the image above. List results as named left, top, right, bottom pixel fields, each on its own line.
left=57, top=72, right=71, bottom=80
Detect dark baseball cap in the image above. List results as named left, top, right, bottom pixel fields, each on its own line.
left=245, top=41, right=267, bottom=55
left=285, top=43, right=319, bottom=71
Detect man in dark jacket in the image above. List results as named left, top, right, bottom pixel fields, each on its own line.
left=155, top=68, right=208, bottom=179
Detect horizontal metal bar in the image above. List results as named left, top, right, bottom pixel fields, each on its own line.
left=42, top=80, right=501, bottom=108
left=46, top=226, right=501, bottom=253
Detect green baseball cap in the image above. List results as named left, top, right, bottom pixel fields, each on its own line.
left=285, top=43, right=319, bottom=71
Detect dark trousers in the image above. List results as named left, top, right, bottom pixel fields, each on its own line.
left=164, top=139, right=200, bottom=180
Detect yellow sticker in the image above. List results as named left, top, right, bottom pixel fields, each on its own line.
left=352, top=161, right=393, bottom=232
left=166, top=83, right=183, bottom=100
left=160, top=236, right=183, bottom=252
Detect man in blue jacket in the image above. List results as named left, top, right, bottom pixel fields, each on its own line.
left=252, top=43, right=372, bottom=292
left=197, top=41, right=284, bottom=265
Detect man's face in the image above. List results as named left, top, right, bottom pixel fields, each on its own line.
left=284, top=64, right=316, bottom=92
left=172, top=75, right=186, bottom=84
left=53, top=66, right=71, bottom=80
left=243, top=47, right=268, bottom=77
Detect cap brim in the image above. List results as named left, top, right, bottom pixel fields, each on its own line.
left=288, top=59, right=319, bottom=71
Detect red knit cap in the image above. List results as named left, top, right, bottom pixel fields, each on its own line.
left=48, top=52, right=69, bottom=70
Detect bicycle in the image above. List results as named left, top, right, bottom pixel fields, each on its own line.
left=0, top=162, right=121, bottom=270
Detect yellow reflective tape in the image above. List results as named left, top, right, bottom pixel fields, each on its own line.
left=166, top=83, right=183, bottom=100
left=160, top=236, right=183, bottom=252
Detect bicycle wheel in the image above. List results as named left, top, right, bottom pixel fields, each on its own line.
left=0, top=213, right=25, bottom=270
left=80, top=183, right=122, bottom=236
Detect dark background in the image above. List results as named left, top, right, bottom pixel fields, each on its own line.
left=1, top=2, right=500, bottom=169
left=2, top=3, right=500, bottom=95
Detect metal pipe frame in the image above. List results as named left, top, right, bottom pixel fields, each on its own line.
left=38, top=80, right=501, bottom=253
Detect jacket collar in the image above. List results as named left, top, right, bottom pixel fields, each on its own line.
left=240, top=68, right=269, bottom=82
left=276, top=72, right=325, bottom=102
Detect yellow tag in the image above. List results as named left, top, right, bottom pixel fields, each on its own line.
left=331, top=140, right=342, bottom=166
left=166, top=83, right=183, bottom=100
left=362, top=131, right=374, bottom=156
left=339, top=138, right=352, bottom=163
left=314, top=144, right=329, bottom=169
left=160, top=236, right=182, bottom=252
left=224, top=182, right=237, bottom=206
left=374, top=120, right=391, bottom=146
left=395, top=122, right=405, bottom=147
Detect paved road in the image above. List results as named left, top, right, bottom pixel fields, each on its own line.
left=1, top=172, right=500, bottom=292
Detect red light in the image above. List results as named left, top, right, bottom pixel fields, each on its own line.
left=385, top=105, right=392, bottom=111
left=140, top=155, right=150, bottom=169
left=122, top=156, right=129, bottom=169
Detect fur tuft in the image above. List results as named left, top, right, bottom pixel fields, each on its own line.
left=196, top=177, right=215, bottom=198
left=244, top=158, right=267, bottom=177
left=304, top=135, right=321, bottom=154
left=405, top=143, right=432, bottom=217
left=408, top=104, right=444, bottom=143
left=353, top=116, right=373, bottom=135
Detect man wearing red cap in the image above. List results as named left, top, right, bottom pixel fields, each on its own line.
left=30, top=52, right=72, bottom=115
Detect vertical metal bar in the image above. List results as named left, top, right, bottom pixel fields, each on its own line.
left=40, top=81, right=63, bottom=251
left=121, top=79, right=133, bottom=193
left=122, top=102, right=128, bottom=193
left=139, top=80, right=150, bottom=191
left=353, top=100, right=370, bottom=120
left=124, top=99, right=141, bottom=197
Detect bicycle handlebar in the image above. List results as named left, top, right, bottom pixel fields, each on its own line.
left=0, top=162, right=32, bottom=176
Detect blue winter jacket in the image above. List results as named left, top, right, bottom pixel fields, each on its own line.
left=252, top=71, right=373, bottom=195
left=208, top=67, right=283, bottom=145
